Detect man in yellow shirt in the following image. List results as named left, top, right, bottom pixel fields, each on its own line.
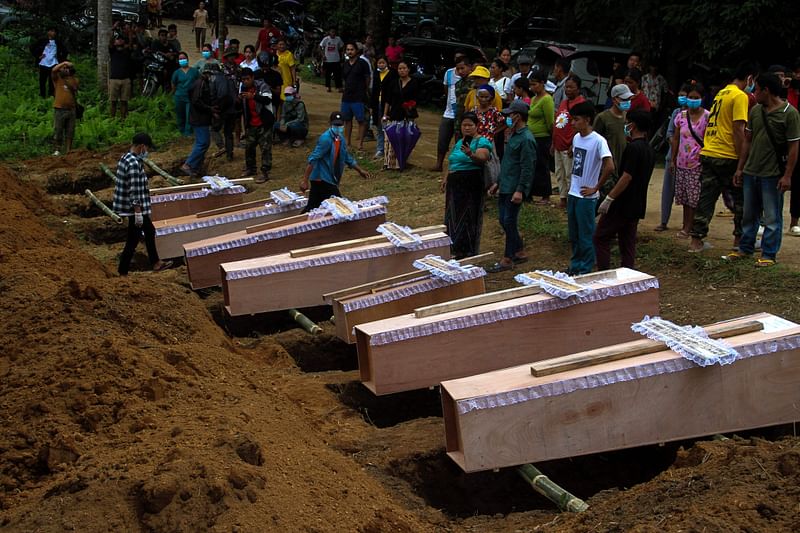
left=275, top=39, right=296, bottom=103
left=689, top=62, right=757, bottom=252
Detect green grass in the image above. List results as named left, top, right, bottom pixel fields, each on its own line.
left=0, top=46, right=181, bottom=160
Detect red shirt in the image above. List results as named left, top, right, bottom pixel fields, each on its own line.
left=245, top=89, right=262, bottom=127
left=629, top=91, right=651, bottom=112
left=257, top=26, right=284, bottom=53
left=552, top=95, right=586, bottom=151
left=789, top=89, right=799, bottom=109
left=385, top=45, right=404, bottom=63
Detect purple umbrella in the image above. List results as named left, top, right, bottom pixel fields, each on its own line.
left=385, top=121, right=421, bottom=171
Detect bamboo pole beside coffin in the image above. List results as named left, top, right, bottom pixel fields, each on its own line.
left=221, top=230, right=453, bottom=316
left=183, top=204, right=388, bottom=290
left=440, top=312, right=800, bottom=473
left=354, top=268, right=660, bottom=396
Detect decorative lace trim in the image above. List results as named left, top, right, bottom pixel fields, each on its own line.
left=341, top=267, right=486, bottom=312
left=412, top=254, right=483, bottom=282
left=224, top=235, right=452, bottom=281
left=376, top=222, right=423, bottom=248
left=367, top=278, right=660, bottom=346
left=631, top=316, right=739, bottom=366
left=514, top=270, right=594, bottom=299
left=150, top=185, right=246, bottom=204
left=455, top=333, right=800, bottom=415
left=202, top=175, right=235, bottom=190
left=156, top=199, right=308, bottom=237
left=270, top=187, right=305, bottom=206
left=184, top=203, right=386, bottom=258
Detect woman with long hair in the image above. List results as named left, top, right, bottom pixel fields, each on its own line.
left=382, top=61, right=420, bottom=170
left=527, top=70, right=555, bottom=203
left=370, top=56, right=397, bottom=160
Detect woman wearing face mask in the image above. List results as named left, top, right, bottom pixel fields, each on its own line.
left=670, top=82, right=708, bottom=238
left=382, top=60, right=420, bottom=170
left=441, top=112, right=493, bottom=259
left=194, top=43, right=219, bottom=71
left=552, top=75, right=586, bottom=209
left=654, top=85, right=690, bottom=231
left=171, top=51, right=199, bottom=136
left=240, top=44, right=260, bottom=72
left=370, top=56, right=397, bottom=160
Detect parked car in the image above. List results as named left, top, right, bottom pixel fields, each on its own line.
left=112, top=0, right=148, bottom=23
left=515, top=41, right=631, bottom=108
left=499, top=15, right=559, bottom=50
left=397, top=37, right=486, bottom=105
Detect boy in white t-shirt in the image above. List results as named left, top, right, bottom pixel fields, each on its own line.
left=567, top=101, right=615, bottom=274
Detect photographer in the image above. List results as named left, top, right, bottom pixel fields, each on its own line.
left=51, top=61, right=78, bottom=156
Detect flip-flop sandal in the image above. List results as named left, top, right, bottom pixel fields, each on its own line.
left=654, top=224, right=668, bottom=232
left=675, top=230, right=690, bottom=239
left=512, top=256, right=528, bottom=265
left=153, top=260, right=173, bottom=272
left=487, top=262, right=513, bottom=273
left=755, top=258, right=776, bottom=268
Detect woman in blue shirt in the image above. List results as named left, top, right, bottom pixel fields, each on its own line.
left=442, top=112, right=493, bottom=258
left=171, top=51, right=199, bottom=136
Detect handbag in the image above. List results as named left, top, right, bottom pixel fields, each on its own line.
left=483, top=148, right=501, bottom=190
left=761, top=106, right=788, bottom=174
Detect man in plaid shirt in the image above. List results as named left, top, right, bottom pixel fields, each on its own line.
left=113, top=132, right=172, bottom=275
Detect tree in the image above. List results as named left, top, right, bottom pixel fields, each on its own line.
left=365, top=0, right=392, bottom=47
left=97, top=0, right=111, bottom=93
left=218, top=0, right=226, bottom=41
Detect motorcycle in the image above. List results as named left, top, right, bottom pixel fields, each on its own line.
left=142, top=50, right=168, bottom=97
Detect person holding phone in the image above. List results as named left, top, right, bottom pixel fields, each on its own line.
left=442, top=112, right=493, bottom=259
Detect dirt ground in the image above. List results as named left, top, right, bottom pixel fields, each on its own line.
left=1, top=19, right=800, bottom=533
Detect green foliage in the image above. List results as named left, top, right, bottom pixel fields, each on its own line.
left=0, top=46, right=181, bottom=160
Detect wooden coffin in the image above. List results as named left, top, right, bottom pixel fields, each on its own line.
left=354, top=268, right=659, bottom=395
left=185, top=203, right=388, bottom=290
left=154, top=198, right=306, bottom=259
left=330, top=268, right=487, bottom=344
left=221, top=230, right=452, bottom=316
left=441, top=312, right=800, bottom=472
left=149, top=184, right=248, bottom=221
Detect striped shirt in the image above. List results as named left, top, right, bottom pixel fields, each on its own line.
left=112, top=152, right=151, bottom=216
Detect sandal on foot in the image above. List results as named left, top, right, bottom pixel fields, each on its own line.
left=512, top=256, right=528, bottom=265
left=675, top=230, right=690, bottom=239
left=721, top=250, right=750, bottom=261
left=153, top=260, right=173, bottom=272
left=654, top=224, right=668, bottom=232
left=789, top=226, right=800, bottom=236
left=755, top=258, right=776, bottom=268
left=487, top=262, right=513, bottom=273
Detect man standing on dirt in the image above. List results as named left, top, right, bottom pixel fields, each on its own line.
left=113, top=132, right=172, bottom=275
left=32, top=27, right=68, bottom=98
left=181, top=68, right=214, bottom=178
left=51, top=61, right=78, bottom=156
left=320, top=28, right=344, bottom=93
left=434, top=52, right=466, bottom=172
left=256, top=17, right=283, bottom=57
left=341, top=42, right=371, bottom=152
left=299, top=112, right=372, bottom=211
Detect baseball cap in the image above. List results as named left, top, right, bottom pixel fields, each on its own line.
left=469, top=65, right=491, bottom=79
left=284, top=86, right=296, bottom=95
left=132, top=132, right=157, bottom=149
left=610, top=83, right=634, bottom=99
left=517, top=54, right=533, bottom=65
left=501, top=100, right=530, bottom=116
left=329, top=112, right=344, bottom=126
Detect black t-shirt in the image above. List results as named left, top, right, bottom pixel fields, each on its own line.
left=612, top=138, right=655, bottom=219
left=257, top=68, right=284, bottom=95
left=341, top=59, right=371, bottom=102
left=109, top=47, right=132, bottom=79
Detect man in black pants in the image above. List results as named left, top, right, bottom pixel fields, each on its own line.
left=31, top=27, right=68, bottom=98
left=112, top=133, right=172, bottom=275
left=299, top=112, right=371, bottom=211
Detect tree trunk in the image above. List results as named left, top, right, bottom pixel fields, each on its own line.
left=218, top=0, right=226, bottom=40
left=365, top=0, right=392, bottom=49
left=96, top=0, right=112, bottom=93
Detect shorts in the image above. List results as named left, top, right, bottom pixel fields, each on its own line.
left=109, top=78, right=132, bottom=102
left=340, top=101, right=365, bottom=123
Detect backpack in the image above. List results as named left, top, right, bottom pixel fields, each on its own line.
left=483, top=148, right=501, bottom=190
left=209, top=72, right=236, bottom=113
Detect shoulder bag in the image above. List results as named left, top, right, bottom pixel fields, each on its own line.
left=760, top=106, right=788, bottom=174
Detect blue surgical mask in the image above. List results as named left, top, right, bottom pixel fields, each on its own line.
left=505, top=116, right=514, bottom=128
left=202, top=50, right=211, bottom=59
left=332, top=126, right=344, bottom=135
left=618, top=100, right=631, bottom=111
left=178, top=59, right=189, bottom=67
left=138, top=150, right=149, bottom=160
left=284, top=95, right=294, bottom=102
left=623, top=123, right=632, bottom=137
left=677, top=95, right=688, bottom=106
left=686, top=98, right=702, bottom=109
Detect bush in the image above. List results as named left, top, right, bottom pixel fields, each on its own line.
left=0, top=46, right=181, bottom=160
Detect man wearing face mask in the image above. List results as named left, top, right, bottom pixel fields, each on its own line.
left=113, top=133, right=172, bottom=275
left=688, top=61, right=758, bottom=253
left=300, top=112, right=372, bottom=211
left=274, top=86, right=308, bottom=147
left=487, top=100, right=536, bottom=273
left=594, top=84, right=634, bottom=197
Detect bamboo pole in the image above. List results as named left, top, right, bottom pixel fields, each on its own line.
left=84, top=189, right=123, bottom=224
left=99, top=163, right=119, bottom=184
left=287, top=309, right=322, bottom=335
left=517, top=464, right=588, bottom=513
left=143, top=158, right=184, bottom=186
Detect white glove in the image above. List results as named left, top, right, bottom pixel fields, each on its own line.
left=134, top=212, right=144, bottom=227
left=598, top=195, right=614, bottom=215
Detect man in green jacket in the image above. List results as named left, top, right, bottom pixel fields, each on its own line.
left=488, top=99, right=536, bottom=272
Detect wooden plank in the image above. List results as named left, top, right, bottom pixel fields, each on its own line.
left=354, top=269, right=659, bottom=396
left=441, top=313, right=800, bottom=473
left=414, top=285, right=542, bottom=318
left=150, top=192, right=246, bottom=221
left=149, top=178, right=253, bottom=194
left=245, top=213, right=310, bottom=233
left=530, top=320, right=764, bottom=377
left=289, top=225, right=447, bottom=258
left=154, top=203, right=306, bottom=259
left=322, top=252, right=494, bottom=302
left=221, top=232, right=451, bottom=315
left=333, top=277, right=487, bottom=344
left=195, top=198, right=274, bottom=218
left=184, top=209, right=386, bottom=290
